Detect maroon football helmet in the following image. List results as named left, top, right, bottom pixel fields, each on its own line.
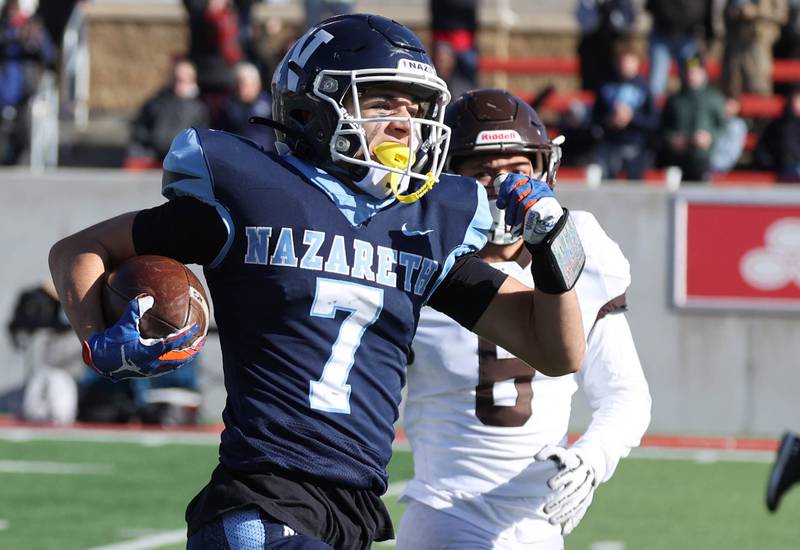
left=444, top=89, right=562, bottom=187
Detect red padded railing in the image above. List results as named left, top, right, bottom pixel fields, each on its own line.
left=522, top=90, right=785, bottom=119
left=556, top=166, right=781, bottom=186
left=479, top=57, right=800, bottom=84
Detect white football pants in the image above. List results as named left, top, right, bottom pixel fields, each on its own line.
left=396, top=500, right=564, bottom=550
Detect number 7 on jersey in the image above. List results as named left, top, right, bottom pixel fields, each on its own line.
left=309, top=278, right=385, bottom=413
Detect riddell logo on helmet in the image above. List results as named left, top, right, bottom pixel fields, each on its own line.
left=398, top=59, right=436, bottom=75
left=475, top=130, right=523, bottom=144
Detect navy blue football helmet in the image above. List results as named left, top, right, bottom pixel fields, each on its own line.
left=272, top=14, right=451, bottom=201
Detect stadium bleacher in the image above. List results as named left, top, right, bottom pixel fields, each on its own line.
left=478, top=56, right=800, bottom=185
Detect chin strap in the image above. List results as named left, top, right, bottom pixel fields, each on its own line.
left=373, top=142, right=437, bottom=204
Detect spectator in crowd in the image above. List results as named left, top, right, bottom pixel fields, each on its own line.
left=709, top=95, right=748, bottom=173
left=183, top=0, right=243, bottom=119
left=233, top=0, right=255, bottom=59
left=576, top=0, right=637, bottom=93
left=430, top=0, right=478, bottom=92
left=216, top=61, right=274, bottom=151
left=774, top=0, right=800, bottom=94
left=431, top=41, right=473, bottom=99
left=722, top=0, right=789, bottom=97
left=0, top=0, right=56, bottom=164
left=645, top=0, right=714, bottom=100
left=244, top=14, right=289, bottom=89
left=558, top=99, right=600, bottom=167
left=128, top=58, right=210, bottom=163
left=35, top=0, right=81, bottom=50
left=7, top=281, right=79, bottom=425
left=591, top=40, right=659, bottom=180
left=755, top=85, right=800, bottom=181
left=6, top=279, right=204, bottom=429
left=775, top=0, right=800, bottom=57
left=304, top=0, right=354, bottom=28
left=660, top=56, right=727, bottom=182
left=78, top=359, right=202, bottom=426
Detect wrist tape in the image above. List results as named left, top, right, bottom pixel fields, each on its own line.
left=526, top=208, right=586, bottom=294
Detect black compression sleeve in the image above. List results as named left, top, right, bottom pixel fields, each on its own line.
left=132, top=196, right=227, bottom=266
left=427, top=253, right=508, bottom=330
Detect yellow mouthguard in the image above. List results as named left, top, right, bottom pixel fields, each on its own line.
left=373, top=142, right=436, bottom=204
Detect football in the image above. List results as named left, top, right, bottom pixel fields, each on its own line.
left=102, top=255, right=210, bottom=348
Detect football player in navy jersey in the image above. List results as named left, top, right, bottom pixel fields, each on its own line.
left=49, top=14, right=586, bottom=550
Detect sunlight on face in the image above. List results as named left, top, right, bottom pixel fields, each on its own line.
left=455, top=154, right=537, bottom=197
left=343, top=86, right=428, bottom=158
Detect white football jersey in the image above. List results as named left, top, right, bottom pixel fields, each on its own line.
left=401, top=211, right=651, bottom=543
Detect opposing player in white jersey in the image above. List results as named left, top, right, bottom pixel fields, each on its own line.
left=397, top=89, right=652, bottom=550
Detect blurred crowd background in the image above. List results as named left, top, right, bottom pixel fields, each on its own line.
left=1, top=0, right=800, bottom=184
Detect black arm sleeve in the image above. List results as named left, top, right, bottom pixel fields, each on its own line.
left=427, top=253, right=508, bottom=330
left=132, top=196, right=228, bottom=266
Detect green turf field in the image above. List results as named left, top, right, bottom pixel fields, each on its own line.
left=0, top=437, right=798, bottom=549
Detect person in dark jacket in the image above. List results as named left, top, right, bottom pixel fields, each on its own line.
left=576, top=0, right=637, bottom=93
left=722, top=0, right=789, bottom=97
left=646, top=0, right=714, bottom=100
left=755, top=86, right=800, bottom=181
left=0, top=0, right=56, bottom=164
left=35, top=0, right=80, bottom=50
left=128, top=59, right=210, bottom=162
left=660, top=56, right=727, bottom=182
left=216, top=61, right=274, bottom=151
left=591, top=40, right=659, bottom=180
left=429, top=0, right=478, bottom=91
left=183, top=0, right=243, bottom=120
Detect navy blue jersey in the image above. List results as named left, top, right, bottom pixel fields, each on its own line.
left=162, top=128, right=490, bottom=493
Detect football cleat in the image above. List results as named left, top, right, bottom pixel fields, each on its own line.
left=767, top=431, right=800, bottom=512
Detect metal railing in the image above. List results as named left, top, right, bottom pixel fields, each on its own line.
left=61, top=3, right=90, bottom=129
left=28, top=70, right=59, bottom=172
left=25, top=2, right=89, bottom=171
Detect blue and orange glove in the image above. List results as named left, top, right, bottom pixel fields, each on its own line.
left=82, top=295, right=204, bottom=381
left=494, top=173, right=585, bottom=294
left=494, top=173, right=563, bottom=245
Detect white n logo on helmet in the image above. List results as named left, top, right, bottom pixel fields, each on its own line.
left=288, top=29, right=334, bottom=91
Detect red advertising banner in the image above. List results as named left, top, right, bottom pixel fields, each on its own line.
left=674, top=194, right=800, bottom=310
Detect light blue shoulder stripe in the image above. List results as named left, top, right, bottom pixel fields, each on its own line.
left=282, top=154, right=395, bottom=227
left=423, top=181, right=491, bottom=303
left=161, top=128, right=234, bottom=268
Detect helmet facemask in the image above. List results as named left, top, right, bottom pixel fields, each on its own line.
left=312, top=68, right=451, bottom=203
left=453, top=137, right=564, bottom=246
left=454, top=136, right=563, bottom=188
left=489, top=138, right=563, bottom=245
